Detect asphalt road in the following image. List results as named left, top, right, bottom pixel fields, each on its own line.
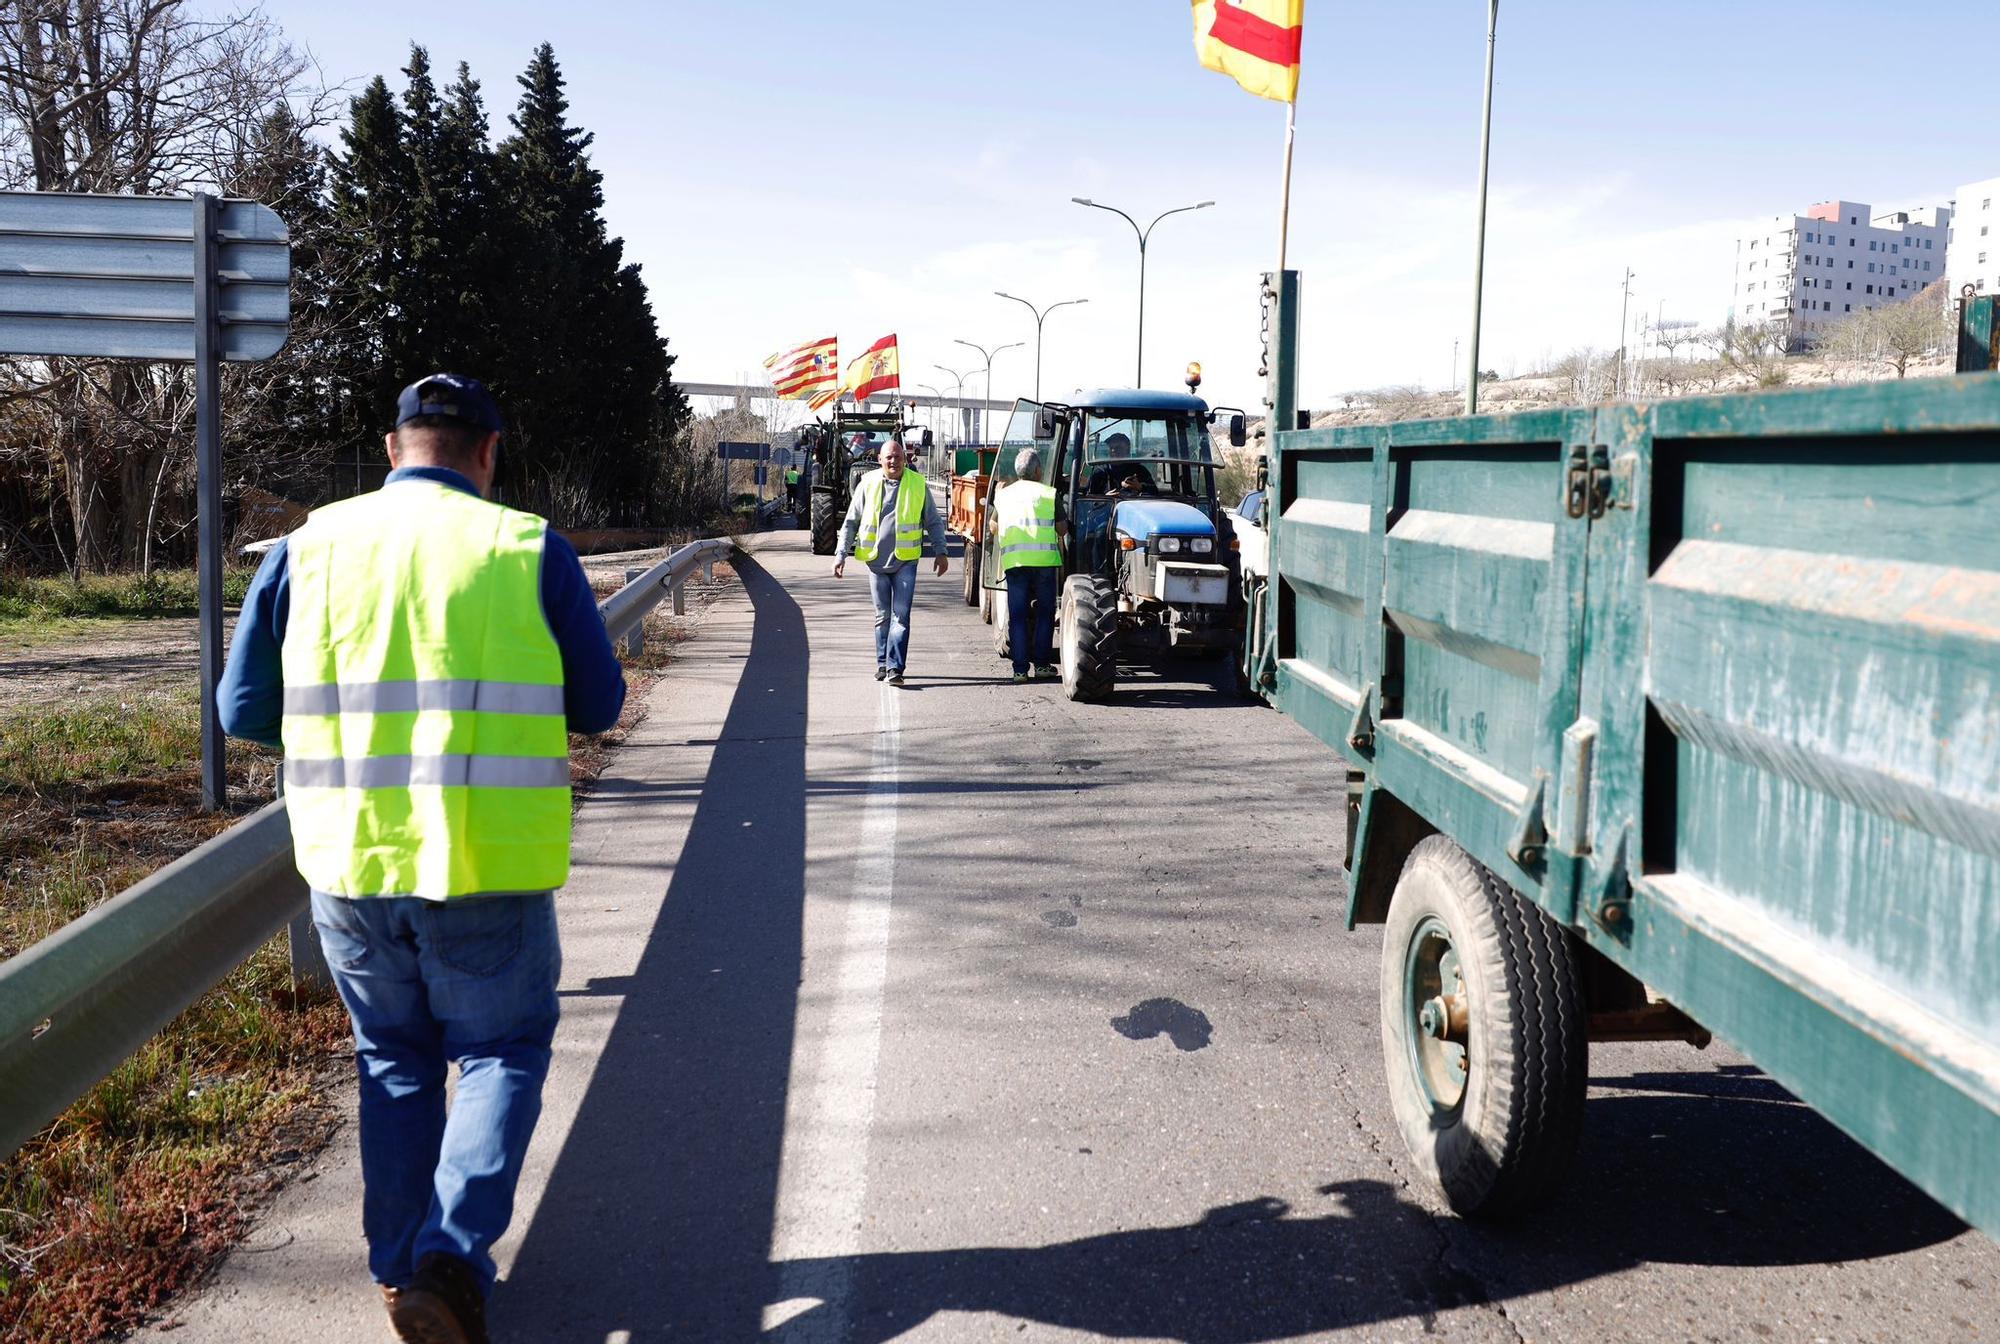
left=141, top=526, right=2000, bottom=1344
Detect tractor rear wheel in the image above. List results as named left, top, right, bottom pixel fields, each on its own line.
left=963, top=542, right=981, bottom=605
left=1380, top=835, right=1587, bottom=1218
left=809, top=493, right=838, bottom=556
left=1059, top=574, right=1118, bottom=702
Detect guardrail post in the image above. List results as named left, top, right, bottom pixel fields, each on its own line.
left=288, top=907, right=332, bottom=999
left=273, top=771, right=331, bottom=999
left=673, top=580, right=687, bottom=616
left=624, top=567, right=646, bottom=656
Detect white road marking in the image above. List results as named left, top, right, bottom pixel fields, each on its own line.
left=767, top=681, right=900, bottom=1337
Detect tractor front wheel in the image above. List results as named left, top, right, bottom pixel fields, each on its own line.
left=1380, top=835, right=1587, bottom=1218
left=809, top=493, right=838, bottom=556
left=1059, top=574, right=1118, bottom=702
left=963, top=541, right=982, bottom=606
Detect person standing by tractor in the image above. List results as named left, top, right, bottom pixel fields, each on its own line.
left=784, top=458, right=801, bottom=510
left=217, top=373, right=626, bottom=1344
left=832, top=437, right=947, bottom=684
left=995, top=447, right=1066, bottom=682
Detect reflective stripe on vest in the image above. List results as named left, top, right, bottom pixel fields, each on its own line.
left=995, top=479, right=1060, bottom=570
left=853, top=468, right=926, bottom=563
left=279, top=479, right=571, bottom=900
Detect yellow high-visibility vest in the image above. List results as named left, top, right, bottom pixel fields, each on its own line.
left=280, top=479, right=571, bottom=899
left=854, top=468, right=926, bottom=563
left=995, top=479, right=1060, bottom=570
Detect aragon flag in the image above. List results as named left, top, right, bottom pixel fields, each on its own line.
left=844, top=333, right=900, bottom=404
left=1192, top=0, right=1303, bottom=103
left=764, top=336, right=838, bottom=402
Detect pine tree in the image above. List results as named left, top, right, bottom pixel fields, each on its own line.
left=329, top=75, right=415, bottom=424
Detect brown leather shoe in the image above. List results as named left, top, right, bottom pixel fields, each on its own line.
left=388, top=1252, right=489, bottom=1344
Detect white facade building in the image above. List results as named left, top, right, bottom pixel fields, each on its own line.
left=1947, top=175, right=2000, bottom=297
left=1733, top=198, right=1950, bottom=348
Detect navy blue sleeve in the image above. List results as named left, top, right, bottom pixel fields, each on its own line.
left=217, top=540, right=290, bottom=749
left=541, top=530, right=627, bottom=734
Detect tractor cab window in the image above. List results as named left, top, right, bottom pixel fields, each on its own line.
left=1080, top=413, right=1214, bottom=498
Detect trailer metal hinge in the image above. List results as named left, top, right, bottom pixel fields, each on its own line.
left=1593, top=828, right=1632, bottom=936
left=1346, top=681, right=1376, bottom=754
left=1564, top=445, right=1589, bottom=519
left=1504, top=771, right=1549, bottom=868
left=1564, top=444, right=1614, bottom=521
left=1554, top=718, right=1597, bottom=857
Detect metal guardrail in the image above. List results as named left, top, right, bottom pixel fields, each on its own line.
left=0, top=535, right=738, bottom=1158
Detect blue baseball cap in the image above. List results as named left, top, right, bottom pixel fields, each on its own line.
left=394, top=372, right=504, bottom=433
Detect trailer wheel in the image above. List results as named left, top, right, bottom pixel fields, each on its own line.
left=1236, top=576, right=1264, bottom=700
left=963, top=542, right=982, bottom=605
left=809, top=493, right=838, bottom=556
left=1380, top=834, right=1586, bottom=1218
left=1060, top=575, right=1118, bottom=702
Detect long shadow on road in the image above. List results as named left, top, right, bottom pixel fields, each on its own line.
left=498, top=554, right=806, bottom=1341
left=769, top=1079, right=1968, bottom=1343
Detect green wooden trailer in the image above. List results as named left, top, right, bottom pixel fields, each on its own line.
left=1255, top=374, right=2000, bottom=1233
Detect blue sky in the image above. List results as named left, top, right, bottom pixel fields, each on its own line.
left=258, top=0, right=2000, bottom=409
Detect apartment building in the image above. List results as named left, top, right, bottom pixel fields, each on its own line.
left=1947, top=175, right=2000, bottom=297
left=1733, top=198, right=1950, bottom=348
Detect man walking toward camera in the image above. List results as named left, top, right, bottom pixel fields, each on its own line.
left=832, top=435, right=947, bottom=684
left=218, top=373, right=625, bottom=1344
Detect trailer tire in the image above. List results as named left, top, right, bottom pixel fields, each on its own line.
left=963, top=542, right=981, bottom=605
left=1380, top=834, right=1586, bottom=1219
left=1060, top=574, right=1118, bottom=702
left=810, top=493, right=838, bottom=556
left=1236, top=576, right=1263, bottom=700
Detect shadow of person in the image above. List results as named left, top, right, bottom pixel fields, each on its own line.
left=769, top=1182, right=1492, bottom=1344
left=766, top=1079, right=1968, bottom=1343
left=494, top=555, right=809, bottom=1341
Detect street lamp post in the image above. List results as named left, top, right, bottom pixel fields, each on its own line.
left=916, top=382, right=946, bottom=444
left=934, top=363, right=976, bottom=445
left=1072, top=197, right=1213, bottom=387
left=952, top=338, right=1022, bottom=443
left=995, top=291, right=1088, bottom=401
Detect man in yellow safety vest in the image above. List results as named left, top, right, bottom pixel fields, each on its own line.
left=218, top=373, right=625, bottom=1344
left=832, top=434, right=947, bottom=684
left=994, top=447, right=1067, bottom=682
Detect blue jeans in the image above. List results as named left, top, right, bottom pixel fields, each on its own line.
left=1006, top=566, right=1059, bottom=674
left=868, top=563, right=918, bottom=671
left=311, top=890, right=561, bottom=1297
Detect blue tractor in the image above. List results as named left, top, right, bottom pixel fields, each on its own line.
left=977, top=390, right=1248, bottom=701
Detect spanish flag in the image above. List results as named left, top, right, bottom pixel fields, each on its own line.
left=1192, top=0, right=1303, bottom=103
left=844, top=333, right=900, bottom=404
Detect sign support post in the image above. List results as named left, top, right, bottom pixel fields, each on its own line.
left=191, top=193, right=228, bottom=811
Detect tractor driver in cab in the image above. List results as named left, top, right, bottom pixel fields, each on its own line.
left=1086, top=432, right=1156, bottom=496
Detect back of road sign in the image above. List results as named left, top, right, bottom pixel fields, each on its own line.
left=0, top=190, right=289, bottom=362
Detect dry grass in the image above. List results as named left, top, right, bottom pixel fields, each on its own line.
left=0, top=569, right=255, bottom=632
left=0, top=689, right=350, bottom=1344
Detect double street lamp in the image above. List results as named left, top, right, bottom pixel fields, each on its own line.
left=952, top=338, right=1021, bottom=442
left=995, top=291, right=1088, bottom=401
left=934, top=363, right=977, bottom=444
left=1072, top=196, right=1213, bottom=387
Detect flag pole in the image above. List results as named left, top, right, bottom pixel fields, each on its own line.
left=1277, top=95, right=1297, bottom=277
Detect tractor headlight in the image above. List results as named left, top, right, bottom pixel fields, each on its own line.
left=1189, top=537, right=1215, bottom=555
left=1155, top=536, right=1183, bottom=554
